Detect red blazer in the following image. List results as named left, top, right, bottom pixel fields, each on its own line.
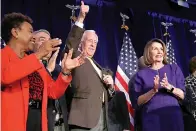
left=1, top=46, right=72, bottom=131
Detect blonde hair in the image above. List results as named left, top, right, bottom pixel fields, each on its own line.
left=143, top=38, right=168, bottom=66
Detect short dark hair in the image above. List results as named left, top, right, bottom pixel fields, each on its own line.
left=33, top=29, right=51, bottom=36
left=1, top=12, right=33, bottom=43
left=189, top=56, right=196, bottom=74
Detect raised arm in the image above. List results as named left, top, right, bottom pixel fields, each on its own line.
left=64, top=25, right=85, bottom=52
left=61, top=1, right=89, bottom=56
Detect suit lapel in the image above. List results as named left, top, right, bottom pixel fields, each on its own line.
left=91, top=58, right=102, bottom=69
left=87, top=58, right=104, bottom=81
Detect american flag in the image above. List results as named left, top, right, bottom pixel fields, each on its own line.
left=166, top=39, right=177, bottom=64
left=115, top=32, right=138, bottom=131
left=0, top=37, right=6, bottom=49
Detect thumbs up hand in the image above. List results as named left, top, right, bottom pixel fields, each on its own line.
left=77, top=1, right=89, bottom=23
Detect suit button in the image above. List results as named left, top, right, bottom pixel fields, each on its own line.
left=99, top=96, right=102, bottom=99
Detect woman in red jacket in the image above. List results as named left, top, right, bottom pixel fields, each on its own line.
left=1, top=12, right=84, bottom=131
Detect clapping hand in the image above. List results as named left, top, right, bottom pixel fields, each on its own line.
left=61, top=49, right=85, bottom=73
left=35, top=38, right=62, bottom=60
left=47, top=49, right=59, bottom=73
left=160, top=73, right=171, bottom=90
left=153, top=75, right=159, bottom=92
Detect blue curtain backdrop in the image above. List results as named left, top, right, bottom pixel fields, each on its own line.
left=1, top=0, right=196, bottom=77
left=148, top=12, right=196, bottom=76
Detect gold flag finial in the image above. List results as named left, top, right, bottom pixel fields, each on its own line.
left=120, top=13, right=129, bottom=31
left=65, top=4, right=80, bottom=25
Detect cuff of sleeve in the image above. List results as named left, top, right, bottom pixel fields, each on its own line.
left=30, top=54, right=43, bottom=68
left=75, top=21, right=84, bottom=28
left=60, top=72, right=72, bottom=83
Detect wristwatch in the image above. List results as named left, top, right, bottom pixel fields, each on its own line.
left=168, top=85, right=174, bottom=93
left=169, top=87, right=174, bottom=93
left=61, top=71, right=71, bottom=76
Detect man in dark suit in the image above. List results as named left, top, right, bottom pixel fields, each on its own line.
left=32, top=29, right=63, bottom=131
left=32, top=2, right=89, bottom=131
left=61, top=2, right=116, bottom=131
left=33, top=29, right=80, bottom=131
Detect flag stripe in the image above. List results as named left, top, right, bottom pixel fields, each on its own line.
left=129, top=113, right=134, bottom=127
left=115, top=72, right=129, bottom=93
left=115, top=76, right=134, bottom=115
left=115, top=32, right=138, bottom=131
left=114, top=77, right=131, bottom=104
left=115, top=82, right=134, bottom=126
left=116, top=66, right=129, bottom=84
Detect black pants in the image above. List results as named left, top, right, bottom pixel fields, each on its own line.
left=69, top=125, right=90, bottom=130
left=26, top=108, right=42, bottom=131
left=108, top=91, right=130, bottom=130
left=134, top=108, right=142, bottom=131
left=183, top=113, right=196, bottom=131
left=48, top=107, right=56, bottom=131
left=48, top=98, right=56, bottom=131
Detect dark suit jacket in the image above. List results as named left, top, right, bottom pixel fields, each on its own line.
left=62, top=25, right=111, bottom=129
left=107, top=91, right=131, bottom=131
left=51, top=64, right=71, bottom=131
left=47, top=64, right=65, bottom=131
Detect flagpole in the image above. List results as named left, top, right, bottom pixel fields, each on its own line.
left=119, top=12, right=136, bottom=131
left=65, top=4, right=80, bottom=27
left=161, top=22, right=173, bottom=45
left=120, top=12, right=129, bottom=31
left=161, top=22, right=177, bottom=64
